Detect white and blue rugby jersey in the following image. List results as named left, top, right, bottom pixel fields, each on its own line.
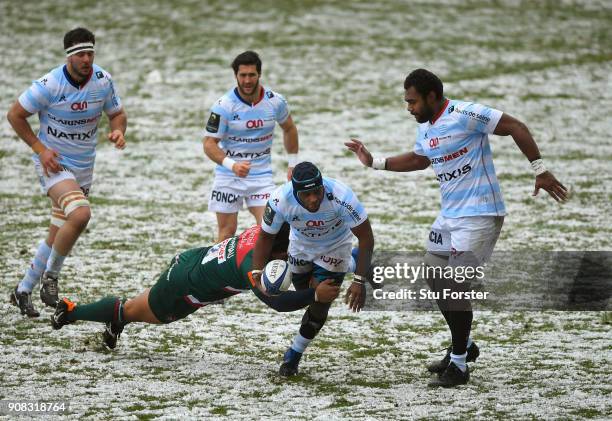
left=261, top=177, right=367, bottom=252
left=204, top=86, right=289, bottom=178
left=414, top=99, right=506, bottom=218
left=18, top=64, right=122, bottom=170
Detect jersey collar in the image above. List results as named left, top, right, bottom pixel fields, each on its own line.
left=234, top=86, right=265, bottom=107
left=429, top=98, right=449, bottom=125
left=63, top=65, right=93, bottom=89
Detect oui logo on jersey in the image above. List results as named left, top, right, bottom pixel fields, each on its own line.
left=245, top=119, right=264, bottom=129
left=70, top=101, right=88, bottom=111
left=427, top=134, right=452, bottom=150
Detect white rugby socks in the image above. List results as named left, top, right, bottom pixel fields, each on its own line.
left=450, top=352, right=468, bottom=372
left=45, top=247, right=67, bottom=277
left=291, top=333, right=312, bottom=353
left=18, top=240, right=52, bottom=293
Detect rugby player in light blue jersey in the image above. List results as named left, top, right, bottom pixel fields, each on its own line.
left=7, top=27, right=127, bottom=317
left=251, top=162, right=375, bottom=376
left=346, top=68, right=567, bottom=387
left=203, top=51, right=299, bottom=242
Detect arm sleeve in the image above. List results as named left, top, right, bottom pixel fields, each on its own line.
left=204, top=102, right=230, bottom=139
left=252, top=287, right=315, bottom=312
left=261, top=187, right=286, bottom=234
left=18, top=79, right=52, bottom=114
left=456, top=102, right=503, bottom=134
left=103, top=74, right=123, bottom=115
left=339, top=187, right=368, bottom=228
left=273, top=92, right=290, bottom=124
left=413, top=128, right=426, bottom=156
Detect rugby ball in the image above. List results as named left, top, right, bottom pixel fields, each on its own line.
left=261, top=260, right=292, bottom=295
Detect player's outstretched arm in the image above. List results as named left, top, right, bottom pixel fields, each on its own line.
left=107, top=108, right=127, bottom=149
left=252, top=280, right=340, bottom=312
left=345, top=138, right=430, bottom=172
left=251, top=229, right=276, bottom=277
left=494, top=113, right=568, bottom=202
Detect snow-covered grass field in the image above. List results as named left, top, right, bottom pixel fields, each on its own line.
left=1, top=0, right=611, bottom=419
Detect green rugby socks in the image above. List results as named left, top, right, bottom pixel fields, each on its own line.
left=67, top=296, right=123, bottom=323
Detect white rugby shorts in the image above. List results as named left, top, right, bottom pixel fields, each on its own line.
left=287, top=240, right=353, bottom=274
left=426, top=214, right=504, bottom=266
left=33, top=157, right=93, bottom=196
left=208, top=174, right=276, bottom=213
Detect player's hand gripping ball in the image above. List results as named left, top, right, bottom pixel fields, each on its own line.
left=262, top=260, right=292, bottom=295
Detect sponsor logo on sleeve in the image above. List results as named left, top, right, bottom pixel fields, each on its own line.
left=206, top=112, right=221, bottom=133
left=96, top=71, right=104, bottom=79
left=456, top=107, right=490, bottom=124
left=263, top=202, right=276, bottom=225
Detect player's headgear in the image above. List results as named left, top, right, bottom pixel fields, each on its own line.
left=291, top=161, right=323, bottom=208
left=64, top=27, right=96, bottom=57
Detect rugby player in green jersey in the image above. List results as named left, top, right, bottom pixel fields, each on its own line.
left=50, top=224, right=340, bottom=349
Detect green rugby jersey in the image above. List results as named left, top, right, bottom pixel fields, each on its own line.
left=173, top=225, right=261, bottom=306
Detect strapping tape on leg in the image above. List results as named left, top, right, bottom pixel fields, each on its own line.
left=58, top=190, right=89, bottom=216
left=51, top=206, right=67, bottom=227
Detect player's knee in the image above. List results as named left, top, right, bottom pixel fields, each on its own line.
left=122, top=299, right=140, bottom=322
left=218, top=225, right=237, bottom=241
left=299, top=304, right=330, bottom=339
left=67, top=205, right=91, bottom=228
left=423, top=252, right=448, bottom=290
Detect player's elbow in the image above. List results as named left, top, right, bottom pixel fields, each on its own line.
left=416, top=155, right=431, bottom=171
left=203, top=136, right=218, bottom=150
left=203, top=137, right=216, bottom=155
left=514, top=120, right=530, bottom=137
left=6, top=108, right=16, bottom=125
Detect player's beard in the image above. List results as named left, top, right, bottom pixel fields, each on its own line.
left=414, top=104, right=434, bottom=123
left=68, top=61, right=92, bottom=82
left=238, top=80, right=259, bottom=99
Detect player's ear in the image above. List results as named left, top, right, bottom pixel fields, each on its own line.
left=426, top=90, right=436, bottom=105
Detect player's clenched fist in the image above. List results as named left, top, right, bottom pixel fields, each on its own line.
left=39, top=148, right=62, bottom=176
left=108, top=129, right=126, bottom=149
left=232, top=161, right=251, bottom=178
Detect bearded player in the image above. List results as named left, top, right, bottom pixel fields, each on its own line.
left=346, top=68, right=567, bottom=387
left=7, top=27, right=127, bottom=316
left=203, top=50, right=299, bottom=242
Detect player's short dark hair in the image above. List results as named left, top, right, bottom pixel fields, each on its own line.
left=231, top=50, right=262, bottom=74
left=271, top=223, right=290, bottom=253
left=63, top=27, right=95, bottom=50
left=404, top=69, right=443, bottom=100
